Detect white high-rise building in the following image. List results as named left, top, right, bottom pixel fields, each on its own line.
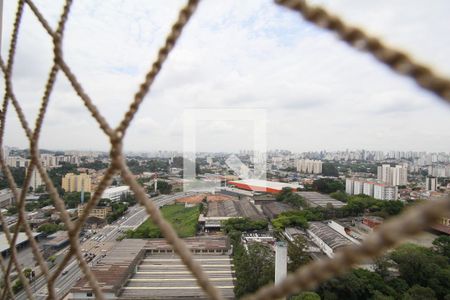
left=296, top=159, right=322, bottom=174
left=363, top=182, right=375, bottom=196
left=29, top=168, right=43, bottom=191
left=377, top=164, right=407, bottom=186
left=353, top=180, right=363, bottom=194
left=373, top=184, right=398, bottom=200
left=346, top=178, right=398, bottom=200
left=345, top=178, right=354, bottom=194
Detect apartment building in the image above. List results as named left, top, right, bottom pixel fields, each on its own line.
left=77, top=204, right=112, bottom=219
left=296, top=159, right=323, bottom=174
left=377, top=164, right=408, bottom=186
left=62, top=173, right=92, bottom=193
left=346, top=178, right=398, bottom=200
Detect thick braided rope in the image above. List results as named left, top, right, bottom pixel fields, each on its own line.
left=0, top=1, right=106, bottom=299
left=118, top=157, right=222, bottom=300
left=0, top=4, right=58, bottom=299
left=23, top=0, right=115, bottom=138
left=0, top=254, right=15, bottom=299
left=0, top=0, right=223, bottom=299
left=115, top=0, right=200, bottom=136
left=275, top=0, right=450, bottom=103
left=0, top=1, right=37, bottom=299
left=0, top=37, right=61, bottom=300
left=245, top=196, right=450, bottom=300
left=0, top=0, right=449, bottom=299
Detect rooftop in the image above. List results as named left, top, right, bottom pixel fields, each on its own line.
left=228, top=179, right=300, bottom=193
left=296, top=192, right=345, bottom=208
left=206, top=199, right=264, bottom=220
left=261, top=201, right=296, bottom=219
left=308, top=222, right=354, bottom=251
left=103, top=186, right=130, bottom=193
left=0, top=232, right=42, bottom=254
left=43, top=231, right=69, bottom=247
left=70, top=237, right=231, bottom=297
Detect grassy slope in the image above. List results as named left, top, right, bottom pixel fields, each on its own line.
left=128, top=204, right=200, bottom=238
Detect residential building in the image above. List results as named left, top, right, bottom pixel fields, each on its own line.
left=353, top=180, right=363, bottom=194
left=377, top=164, right=407, bottom=186
left=40, top=154, right=58, bottom=168
left=62, top=173, right=92, bottom=193
left=346, top=178, right=398, bottom=200
left=345, top=178, right=354, bottom=194
left=373, top=184, right=398, bottom=200
left=77, top=204, right=112, bottom=220
left=6, top=156, right=29, bottom=168
left=296, top=159, right=323, bottom=174
left=363, top=181, right=375, bottom=197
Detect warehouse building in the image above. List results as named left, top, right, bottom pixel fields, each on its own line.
left=296, top=192, right=345, bottom=208
left=199, top=198, right=265, bottom=230
left=69, top=237, right=233, bottom=299
left=307, top=222, right=355, bottom=258
left=228, top=179, right=300, bottom=194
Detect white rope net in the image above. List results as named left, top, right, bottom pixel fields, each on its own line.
left=0, top=0, right=448, bottom=299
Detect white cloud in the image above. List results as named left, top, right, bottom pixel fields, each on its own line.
left=1, top=0, right=449, bottom=152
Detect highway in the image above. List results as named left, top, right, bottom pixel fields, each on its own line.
left=16, top=192, right=196, bottom=300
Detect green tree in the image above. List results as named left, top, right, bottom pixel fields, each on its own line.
left=64, top=192, right=91, bottom=209
left=34, top=185, right=46, bottom=193
left=288, top=235, right=310, bottom=272
left=12, top=280, right=23, bottom=294
left=433, top=235, right=450, bottom=258
left=390, top=244, right=450, bottom=298
left=222, top=218, right=268, bottom=234
left=23, top=268, right=32, bottom=280
left=37, top=223, right=65, bottom=235
left=79, top=160, right=108, bottom=170
left=312, top=178, right=344, bottom=194
left=48, top=255, right=57, bottom=266
left=234, top=243, right=275, bottom=298
left=156, top=180, right=172, bottom=194
left=329, top=190, right=348, bottom=202
left=291, top=292, right=321, bottom=300
left=276, top=188, right=306, bottom=209
left=322, top=162, right=339, bottom=177
left=318, top=269, right=396, bottom=300
left=402, top=285, right=436, bottom=300
left=6, top=206, right=18, bottom=215
left=0, top=167, right=26, bottom=189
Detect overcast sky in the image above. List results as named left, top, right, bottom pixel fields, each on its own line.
left=1, top=0, right=450, bottom=153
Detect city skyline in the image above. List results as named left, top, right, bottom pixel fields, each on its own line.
left=4, top=145, right=450, bottom=155
left=1, top=0, right=450, bottom=152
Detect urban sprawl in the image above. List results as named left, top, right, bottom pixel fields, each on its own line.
left=1, top=147, right=449, bottom=300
